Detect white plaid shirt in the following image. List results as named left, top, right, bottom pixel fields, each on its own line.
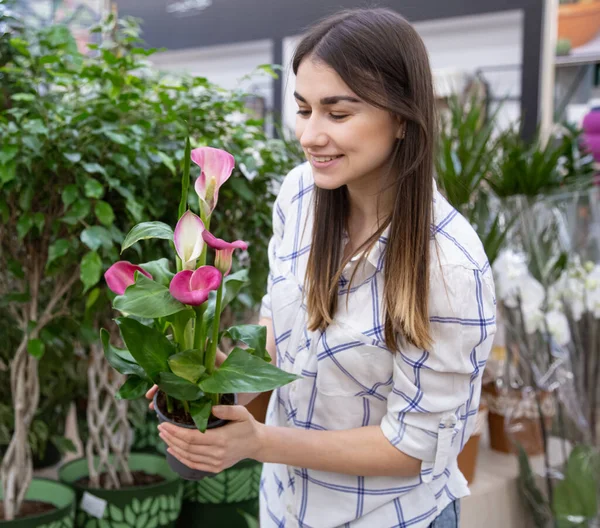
left=259, top=163, right=496, bottom=528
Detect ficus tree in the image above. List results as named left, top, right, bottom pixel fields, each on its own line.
left=0, top=8, right=301, bottom=516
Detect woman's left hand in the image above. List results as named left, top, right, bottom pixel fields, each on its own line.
left=157, top=405, right=264, bottom=473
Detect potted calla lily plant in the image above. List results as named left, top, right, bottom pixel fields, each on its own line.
left=101, top=141, right=298, bottom=480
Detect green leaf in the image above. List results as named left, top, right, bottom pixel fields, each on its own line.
left=104, top=131, right=129, bottom=145
left=0, top=163, right=16, bottom=185
left=27, top=338, right=45, bottom=359
left=139, top=259, right=174, bottom=287
left=62, top=199, right=91, bottom=225
left=222, top=325, right=269, bottom=361
left=0, top=146, right=18, bottom=165
left=82, top=162, right=107, bottom=176
left=46, top=239, right=70, bottom=268
left=157, top=151, right=176, bottom=175
left=116, top=376, right=152, bottom=400
left=61, top=184, right=79, bottom=207
left=199, top=348, right=299, bottom=393
left=11, top=93, right=35, bottom=102
left=203, top=270, right=249, bottom=330
left=109, top=504, right=123, bottom=522
left=95, top=201, right=115, bottom=226
left=517, top=445, right=551, bottom=527
left=81, top=226, right=113, bottom=251
left=121, top=222, right=174, bottom=253
left=80, top=251, right=102, bottom=293
left=553, top=445, right=599, bottom=523
left=190, top=399, right=212, bottom=432
left=33, top=212, right=45, bottom=234
left=113, top=274, right=186, bottom=318
left=64, top=152, right=82, bottom=164
left=168, top=350, right=206, bottom=383
left=101, top=328, right=147, bottom=379
left=86, top=287, right=101, bottom=311
left=116, top=317, right=175, bottom=382
left=17, top=214, right=34, bottom=240
left=157, top=372, right=204, bottom=401
left=84, top=178, right=104, bottom=199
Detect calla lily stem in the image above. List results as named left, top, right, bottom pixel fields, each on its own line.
left=193, top=305, right=206, bottom=363
left=206, top=281, right=223, bottom=376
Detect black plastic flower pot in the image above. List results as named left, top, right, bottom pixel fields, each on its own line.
left=0, top=478, right=76, bottom=528
left=58, top=453, right=183, bottom=528
left=153, top=391, right=235, bottom=481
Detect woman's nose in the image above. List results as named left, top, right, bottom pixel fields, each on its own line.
left=299, top=117, right=328, bottom=149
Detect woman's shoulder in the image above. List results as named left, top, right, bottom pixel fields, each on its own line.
left=430, top=189, right=490, bottom=275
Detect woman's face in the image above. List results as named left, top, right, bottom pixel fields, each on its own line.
left=294, top=58, right=401, bottom=193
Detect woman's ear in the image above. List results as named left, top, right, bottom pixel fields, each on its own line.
left=396, top=122, right=406, bottom=140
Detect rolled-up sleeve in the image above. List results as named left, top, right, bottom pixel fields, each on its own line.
left=380, top=265, right=496, bottom=482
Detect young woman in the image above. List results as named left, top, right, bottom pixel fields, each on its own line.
left=152, top=8, right=496, bottom=528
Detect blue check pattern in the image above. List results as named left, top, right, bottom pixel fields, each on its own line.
left=259, top=164, right=496, bottom=528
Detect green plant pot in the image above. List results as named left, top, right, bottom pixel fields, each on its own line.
left=0, top=478, right=76, bottom=528
left=58, top=453, right=183, bottom=528
left=131, top=411, right=164, bottom=455
left=177, top=459, right=261, bottom=528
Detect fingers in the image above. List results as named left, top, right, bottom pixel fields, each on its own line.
left=211, top=404, right=248, bottom=421
left=167, top=445, right=222, bottom=473
left=158, top=423, right=217, bottom=449
left=145, top=384, right=158, bottom=400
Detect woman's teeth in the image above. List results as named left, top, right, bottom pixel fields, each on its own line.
left=313, top=155, right=342, bottom=162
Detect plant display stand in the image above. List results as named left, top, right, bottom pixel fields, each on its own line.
left=58, top=454, right=182, bottom=528
left=0, top=479, right=76, bottom=528
left=177, top=459, right=262, bottom=527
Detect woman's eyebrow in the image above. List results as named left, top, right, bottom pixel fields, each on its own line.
left=294, top=91, right=361, bottom=105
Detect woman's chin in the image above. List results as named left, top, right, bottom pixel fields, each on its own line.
left=312, top=172, right=346, bottom=191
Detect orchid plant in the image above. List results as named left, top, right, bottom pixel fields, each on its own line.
left=101, top=141, right=298, bottom=432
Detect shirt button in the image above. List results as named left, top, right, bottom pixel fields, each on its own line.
left=287, top=504, right=293, bottom=514
left=444, top=415, right=457, bottom=428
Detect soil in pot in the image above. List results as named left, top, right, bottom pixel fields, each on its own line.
left=156, top=391, right=235, bottom=427
left=0, top=501, right=55, bottom=521
left=75, top=470, right=165, bottom=488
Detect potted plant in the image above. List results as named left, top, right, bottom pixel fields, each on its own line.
left=101, top=140, right=299, bottom=481
left=558, top=0, right=600, bottom=49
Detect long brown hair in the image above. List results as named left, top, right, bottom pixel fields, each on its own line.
left=295, top=8, right=437, bottom=351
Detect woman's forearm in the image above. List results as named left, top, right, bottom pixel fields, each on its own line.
left=256, top=424, right=422, bottom=477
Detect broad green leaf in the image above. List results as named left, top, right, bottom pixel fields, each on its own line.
left=121, top=222, right=174, bottom=253
left=157, top=372, right=204, bottom=401
left=553, top=445, right=599, bottom=523
left=61, top=184, right=79, bottom=207
left=116, top=376, right=152, bottom=400
left=101, top=328, right=147, bottom=379
left=95, top=201, right=115, bottom=226
left=82, top=162, right=107, bottom=176
left=203, top=270, right=249, bottom=329
left=81, top=226, right=113, bottom=251
left=86, top=288, right=100, bottom=311
left=80, top=251, right=102, bottom=293
left=168, top=350, right=206, bottom=384
left=157, top=151, right=176, bottom=175
left=222, top=324, right=269, bottom=361
left=116, top=317, right=175, bottom=382
left=190, top=399, right=212, bottom=432
left=64, top=152, right=82, bottom=163
left=84, top=178, right=104, bottom=199
left=33, top=212, right=44, bottom=234
left=0, top=163, right=15, bottom=185
left=139, top=258, right=174, bottom=287
left=62, top=199, right=91, bottom=225
left=11, top=93, right=35, bottom=102
left=104, top=131, right=129, bottom=145
left=19, top=185, right=34, bottom=211
left=17, top=214, right=34, bottom=240
left=113, top=274, right=186, bottom=318
left=46, top=239, right=70, bottom=268
left=27, top=339, right=45, bottom=359
left=0, top=146, right=18, bottom=164
left=199, top=348, right=299, bottom=394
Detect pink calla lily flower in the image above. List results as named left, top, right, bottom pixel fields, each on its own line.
left=105, top=261, right=152, bottom=295
left=202, top=230, right=248, bottom=276
left=174, top=211, right=205, bottom=270
left=191, top=147, right=235, bottom=216
left=169, top=266, right=222, bottom=306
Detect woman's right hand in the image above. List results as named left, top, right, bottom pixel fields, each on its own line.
left=146, top=385, right=159, bottom=410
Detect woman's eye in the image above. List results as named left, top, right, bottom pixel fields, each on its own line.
left=296, top=109, right=310, bottom=116
left=330, top=114, right=349, bottom=120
